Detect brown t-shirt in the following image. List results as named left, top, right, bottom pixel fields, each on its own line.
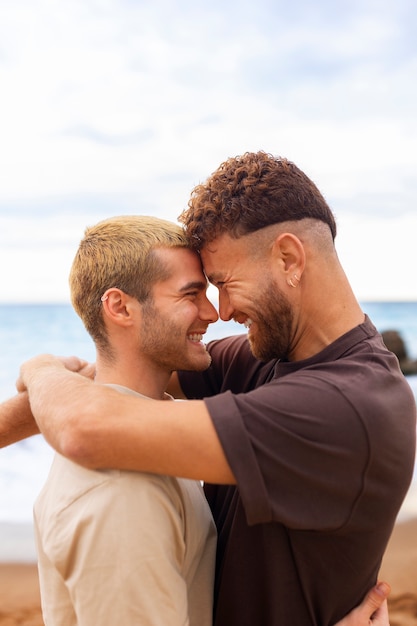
left=179, top=317, right=417, bottom=626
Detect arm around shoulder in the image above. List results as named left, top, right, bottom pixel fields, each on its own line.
left=20, top=354, right=235, bottom=483
left=67, top=390, right=236, bottom=484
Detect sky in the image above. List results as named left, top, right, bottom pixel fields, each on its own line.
left=0, top=0, right=416, bottom=303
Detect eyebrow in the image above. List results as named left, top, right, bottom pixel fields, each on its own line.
left=178, top=280, right=208, bottom=293
left=205, top=272, right=224, bottom=285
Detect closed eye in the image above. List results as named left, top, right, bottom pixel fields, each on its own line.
left=179, top=280, right=208, bottom=297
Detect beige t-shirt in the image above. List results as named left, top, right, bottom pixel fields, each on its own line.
left=34, top=386, right=216, bottom=625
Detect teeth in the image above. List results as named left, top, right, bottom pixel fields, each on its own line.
left=243, top=318, right=253, bottom=329
left=188, top=333, right=203, bottom=341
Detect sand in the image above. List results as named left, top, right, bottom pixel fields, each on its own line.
left=0, top=518, right=416, bottom=625
left=0, top=563, right=42, bottom=626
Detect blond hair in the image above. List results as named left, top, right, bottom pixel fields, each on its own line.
left=69, top=215, right=188, bottom=350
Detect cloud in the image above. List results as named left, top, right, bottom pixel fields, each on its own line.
left=61, top=125, right=156, bottom=147
left=0, top=0, right=416, bottom=300
left=337, top=210, right=417, bottom=301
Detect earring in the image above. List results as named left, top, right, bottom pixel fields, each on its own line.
left=288, top=275, right=299, bottom=288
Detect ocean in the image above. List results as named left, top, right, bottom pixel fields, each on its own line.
left=1, top=302, right=417, bottom=561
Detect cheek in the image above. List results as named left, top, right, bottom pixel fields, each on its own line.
left=229, top=285, right=255, bottom=307
left=179, top=301, right=200, bottom=321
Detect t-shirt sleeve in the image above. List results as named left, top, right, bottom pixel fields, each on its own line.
left=204, top=371, right=370, bottom=530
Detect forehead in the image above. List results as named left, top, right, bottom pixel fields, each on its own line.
left=200, top=234, right=250, bottom=282
left=154, top=246, right=207, bottom=286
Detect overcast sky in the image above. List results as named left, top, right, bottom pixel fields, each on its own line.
left=0, top=0, right=416, bottom=303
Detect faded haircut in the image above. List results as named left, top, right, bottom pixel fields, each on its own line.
left=179, top=151, right=337, bottom=249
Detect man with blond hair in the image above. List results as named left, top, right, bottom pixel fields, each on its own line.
left=31, top=215, right=218, bottom=625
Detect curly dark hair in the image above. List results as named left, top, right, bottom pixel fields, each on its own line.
left=179, top=151, right=337, bottom=248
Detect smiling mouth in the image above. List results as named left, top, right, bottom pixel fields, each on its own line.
left=187, top=333, right=204, bottom=342
left=243, top=318, right=253, bottom=330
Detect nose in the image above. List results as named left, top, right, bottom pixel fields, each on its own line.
left=218, top=289, right=234, bottom=322
left=200, top=295, right=219, bottom=324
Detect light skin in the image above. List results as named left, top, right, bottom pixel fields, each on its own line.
left=95, top=247, right=218, bottom=398
left=17, top=225, right=365, bottom=480
left=202, top=224, right=365, bottom=362
left=9, top=228, right=391, bottom=625
left=30, top=245, right=219, bottom=624
left=338, top=584, right=390, bottom=626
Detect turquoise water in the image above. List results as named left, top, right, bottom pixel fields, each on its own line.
left=0, top=302, right=416, bottom=532
left=1, top=301, right=416, bottom=397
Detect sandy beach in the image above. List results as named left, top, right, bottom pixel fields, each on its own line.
left=0, top=563, right=42, bottom=626
left=0, top=519, right=416, bottom=626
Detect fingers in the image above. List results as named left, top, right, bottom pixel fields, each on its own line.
left=366, top=582, right=390, bottom=625
left=57, top=356, right=95, bottom=379
left=53, top=356, right=96, bottom=379
left=16, top=355, right=95, bottom=395
left=58, top=356, right=89, bottom=372
left=78, top=362, right=96, bottom=380
left=333, top=582, right=391, bottom=626
left=360, top=582, right=391, bottom=625
left=16, top=375, right=26, bottom=393
left=370, top=598, right=389, bottom=625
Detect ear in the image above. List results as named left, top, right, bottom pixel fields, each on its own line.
left=271, top=233, right=305, bottom=285
left=100, top=288, right=136, bottom=327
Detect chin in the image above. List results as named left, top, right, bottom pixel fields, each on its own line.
left=193, top=354, right=212, bottom=372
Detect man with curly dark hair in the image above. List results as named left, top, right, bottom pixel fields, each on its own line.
left=181, top=151, right=337, bottom=246
left=11, top=151, right=416, bottom=626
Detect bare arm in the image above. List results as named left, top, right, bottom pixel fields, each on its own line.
left=20, top=355, right=235, bottom=484
left=0, top=392, right=39, bottom=447
left=0, top=355, right=95, bottom=449
left=334, top=582, right=390, bottom=626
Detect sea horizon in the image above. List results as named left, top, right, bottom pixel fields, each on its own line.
left=1, top=301, right=416, bottom=561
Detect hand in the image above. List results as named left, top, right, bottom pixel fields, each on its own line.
left=334, top=582, right=391, bottom=626
left=16, top=354, right=95, bottom=393
left=57, top=356, right=95, bottom=380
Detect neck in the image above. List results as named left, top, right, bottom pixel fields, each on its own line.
left=94, top=352, right=171, bottom=401
left=291, top=266, right=364, bottom=361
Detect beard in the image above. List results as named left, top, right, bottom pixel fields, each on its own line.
left=139, top=302, right=212, bottom=373
left=247, top=282, right=294, bottom=362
